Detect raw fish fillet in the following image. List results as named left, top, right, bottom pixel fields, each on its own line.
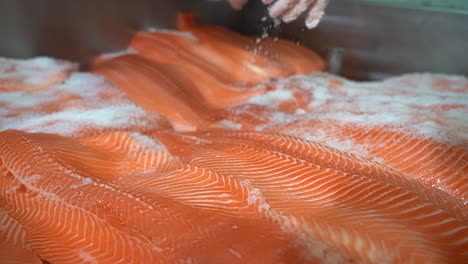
left=176, top=13, right=325, bottom=79
left=0, top=70, right=170, bottom=137
left=92, top=13, right=324, bottom=130
left=0, top=131, right=309, bottom=263
left=220, top=73, right=468, bottom=202
left=0, top=22, right=467, bottom=263
left=97, top=13, right=323, bottom=111
left=0, top=212, right=42, bottom=264
left=93, top=54, right=218, bottom=131
left=130, top=32, right=268, bottom=108
left=0, top=129, right=466, bottom=263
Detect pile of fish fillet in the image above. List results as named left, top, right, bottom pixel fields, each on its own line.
left=0, top=13, right=467, bottom=264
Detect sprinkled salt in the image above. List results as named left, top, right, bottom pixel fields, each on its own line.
left=131, top=132, right=166, bottom=151
left=0, top=70, right=166, bottom=136
left=0, top=56, right=78, bottom=90
left=239, top=73, right=468, bottom=145
left=247, top=89, right=294, bottom=105
left=218, top=120, right=243, bottom=130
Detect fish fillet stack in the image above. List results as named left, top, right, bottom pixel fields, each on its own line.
left=0, top=14, right=467, bottom=264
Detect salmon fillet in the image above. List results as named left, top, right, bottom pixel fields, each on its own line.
left=0, top=19, right=467, bottom=263
left=220, top=73, right=468, bottom=202
left=0, top=71, right=170, bottom=137
left=90, top=13, right=324, bottom=130
left=93, top=54, right=219, bottom=131
left=0, top=129, right=466, bottom=263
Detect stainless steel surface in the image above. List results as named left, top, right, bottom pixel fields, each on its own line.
left=1, top=0, right=467, bottom=79
left=243, top=0, right=468, bottom=80
left=0, top=0, right=242, bottom=68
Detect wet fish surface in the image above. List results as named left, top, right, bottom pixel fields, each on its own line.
left=0, top=14, right=466, bottom=264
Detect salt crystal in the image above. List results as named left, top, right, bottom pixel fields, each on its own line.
left=247, top=89, right=294, bottom=105
left=218, top=120, right=242, bottom=130
left=131, top=132, right=167, bottom=151
left=239, top=73, right=468, bottom=146
left=0, top=71, right=164, bottom=136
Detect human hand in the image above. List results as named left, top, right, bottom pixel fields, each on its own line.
left=227, top=0, right=329, bottom=28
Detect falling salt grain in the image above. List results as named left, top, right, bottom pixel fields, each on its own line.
left=229, top=249, right=242, bottom=259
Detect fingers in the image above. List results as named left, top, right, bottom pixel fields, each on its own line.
left=269, top=0, right=299, bottom=19
left=266, top=0, right=329, bottom=29
left=282, top=0, right=314, bottom=23
left=226, top=0, right=329, bottom=29
left=304, top=0, right=328, bottom=28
